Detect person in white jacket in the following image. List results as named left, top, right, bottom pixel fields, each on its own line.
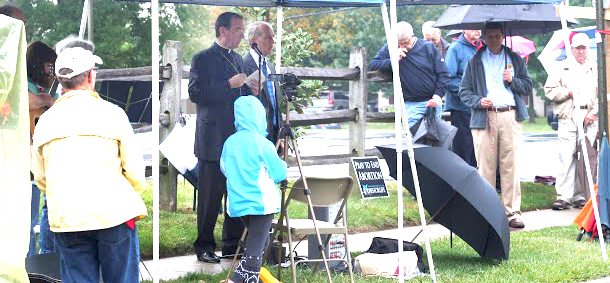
left=544, top=32, right=598, bottom=210
left=221, top=95, right=287, bottom=283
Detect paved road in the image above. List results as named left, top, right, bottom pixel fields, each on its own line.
left=290, top=129, right=559, bottom=182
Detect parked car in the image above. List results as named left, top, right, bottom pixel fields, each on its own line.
left=312, top=90, right=349, bottom=110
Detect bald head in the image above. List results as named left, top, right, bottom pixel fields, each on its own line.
left=422, top=21, right=441, bottom=42
left=395, top=22, right=414, bottom=40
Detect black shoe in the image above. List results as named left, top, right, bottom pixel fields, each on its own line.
left=197, top=251, right=220, bottom=263
left=573, top=199, right=586, bottom=209
left=509, top=218, right=525, bottom=229
left=552, top=199, right=571, bottom=210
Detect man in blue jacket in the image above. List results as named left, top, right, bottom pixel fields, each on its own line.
left=445, top=30, right=481, bottom=167
left=458, top=23, right=532, bottom=229
left=370, top=21, right=449, bottom=127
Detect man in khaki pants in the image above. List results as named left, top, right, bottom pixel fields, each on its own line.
left=458, top=23, right=532, bottom=229
left=545, top=33, right=598, bottom=210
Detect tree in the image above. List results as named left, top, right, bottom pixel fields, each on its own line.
left=13, top=0, right=211, bottom=68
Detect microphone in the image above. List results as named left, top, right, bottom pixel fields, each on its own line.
left=251, top=43, right=263, bottom=56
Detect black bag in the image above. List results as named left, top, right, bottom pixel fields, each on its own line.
left=365, top=236, right=427, bottom=272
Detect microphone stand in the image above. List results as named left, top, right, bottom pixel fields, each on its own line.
left=252, top=43, right=264, bottom=96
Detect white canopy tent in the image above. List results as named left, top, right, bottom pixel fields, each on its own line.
left=80, top=0, right=566, bottom=282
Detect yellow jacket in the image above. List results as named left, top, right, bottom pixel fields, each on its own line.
left=544, top=58, right=598, bottom=120
left=32, top=90, right=147, bottom=232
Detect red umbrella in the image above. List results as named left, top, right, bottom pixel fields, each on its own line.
left=505, top=36, right=536, bottom=58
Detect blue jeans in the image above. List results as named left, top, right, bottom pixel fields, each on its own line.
left=405, top=100, right=443, bottom=128
left=55, top=224, right=140, bottom=283
left=39, top=196, right=58, bottom=254
left=28, top=184, right=41, bottom=257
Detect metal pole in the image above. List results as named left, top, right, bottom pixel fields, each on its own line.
left=78, top=0, right=89, bottom=39
left=88, top=0, right=93, bottom=42
left=151, top=0, right=160, bottom=282
left=381, top=3, right=436, bottom=282
left=596, top=0, right=608, bottom=136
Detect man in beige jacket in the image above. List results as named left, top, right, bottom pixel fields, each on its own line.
left=544, top=33, right=598, bottom=211
left=32, top=47, right=146, bottom=283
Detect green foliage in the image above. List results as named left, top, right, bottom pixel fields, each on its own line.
left=12, top=0, right=211, bottom=68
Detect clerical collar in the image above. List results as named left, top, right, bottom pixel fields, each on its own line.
left=215, top=41, right=232, bottom=53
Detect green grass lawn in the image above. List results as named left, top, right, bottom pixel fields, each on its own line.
left=365, top=117, right=552, bottom=133
left=149, top=225, right=610, bottom=283
left=137, top=180, right=556, bottom=259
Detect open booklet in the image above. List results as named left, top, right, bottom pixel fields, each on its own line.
left=245, top=71, right=266, bottom=94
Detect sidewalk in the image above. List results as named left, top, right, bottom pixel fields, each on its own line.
left=140, top=208, right=603, bottom=281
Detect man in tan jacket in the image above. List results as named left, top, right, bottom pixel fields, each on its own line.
left=544, top=33, right=598, bottom=211
left=32, top=47, right=146, bottom=283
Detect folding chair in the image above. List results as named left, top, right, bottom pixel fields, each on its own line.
left=270, top=176, right=355, bottom=283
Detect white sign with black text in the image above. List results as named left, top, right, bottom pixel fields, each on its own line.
left=351, top=157, right=389, bottom=199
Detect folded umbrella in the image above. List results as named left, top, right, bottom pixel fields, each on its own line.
left=377, top=144, right=510, bottom=260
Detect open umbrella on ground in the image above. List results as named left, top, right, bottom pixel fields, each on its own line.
left=377, top=144, right=510, bottom=260
left=433, top=4, right=577, bottom=36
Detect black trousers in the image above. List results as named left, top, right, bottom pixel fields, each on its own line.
left=450, top=110, right=477, bottom=168
left=231, top=214, right=274, bottom=283
left=194, top=159, right=245, bottom=255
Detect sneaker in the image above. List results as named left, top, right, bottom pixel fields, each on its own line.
left=572, top=199, right=586, bottom=209
left=552, top=199, right=571, bottom=210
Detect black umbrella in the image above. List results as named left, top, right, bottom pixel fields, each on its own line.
left=377, top=144, right=510, bottom=260
left=433, top=4, right=577, bottom=36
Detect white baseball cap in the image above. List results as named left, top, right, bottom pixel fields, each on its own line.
left=55, top=47, right=103, bottom=79
left=571, top=33, right=591, bottom=48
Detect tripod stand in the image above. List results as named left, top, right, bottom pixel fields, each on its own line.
left=266, top=82, right=335, bottom=283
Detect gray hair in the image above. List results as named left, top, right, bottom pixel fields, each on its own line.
left=422, top=21, right=436, bottom=36
left=55, top=35, right=95, bottom=53
left=394, top=21, right=414, bottom=39
left=246, top=21, right=272, bottom=43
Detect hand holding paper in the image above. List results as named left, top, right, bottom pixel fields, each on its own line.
left=245, top=71, right=266, bottom=96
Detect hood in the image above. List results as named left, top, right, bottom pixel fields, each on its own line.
left=234, top=95, right=268, bottom=137
left=456, top=34, right=478, bottom=49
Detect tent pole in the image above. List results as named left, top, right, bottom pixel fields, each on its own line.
left=379, top=5, right=403, bottom=282
left=596, top=0, right=608, bottom=136
left=78, top=0, right=89, bottom=39
left=381, top=2, right=436, bottom=282
left=152, top=0, right=161, bottom=282
left=88, top=0, right=93, bottom=42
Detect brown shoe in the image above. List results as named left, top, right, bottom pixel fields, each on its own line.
left=509, top=218, right=525, bottom=229
left=572, top=199, right=586, bottom=209
left=552, top=199, right=571, bottom=210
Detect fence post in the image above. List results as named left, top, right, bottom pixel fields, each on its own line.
left=159, top=40, right=182, bottom=211
left=349, top=47, right=368, bottom=190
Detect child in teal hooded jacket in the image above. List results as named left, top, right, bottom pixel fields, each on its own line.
left=221, top=95, right=287, bottom=283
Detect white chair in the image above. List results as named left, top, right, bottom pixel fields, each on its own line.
left=271, top=176, right=354, bottom=283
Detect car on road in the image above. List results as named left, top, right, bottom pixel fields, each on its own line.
left=312, top=90, right=349, bottom=110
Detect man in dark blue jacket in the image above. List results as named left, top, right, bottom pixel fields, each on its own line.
left=445, top=30, right=481, bottom=167
left=458, top=23, right=532, bottom=229
left=369, top=21, right=449, bottom=127
left=188, top=12, right=247, bottom=263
